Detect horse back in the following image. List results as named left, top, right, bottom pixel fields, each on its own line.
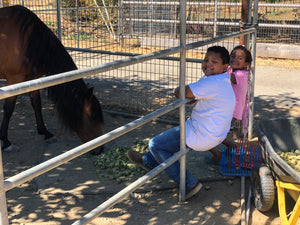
left=0, top=6, right=41, bottom=84
left=0, top=5, right=74, bottom=85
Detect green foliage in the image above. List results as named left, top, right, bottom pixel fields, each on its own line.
left=260, top=0, right=284, bottom=2
left=279, top=150, right=300, bottom=173
left=93, top=141, right=149, bottom=183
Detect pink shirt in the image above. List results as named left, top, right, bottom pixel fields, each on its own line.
left=228, top=67, right=248, bottom=120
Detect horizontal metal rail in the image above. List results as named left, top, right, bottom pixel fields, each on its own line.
left=124, top=18, right=239, bottom=27
left=31, top=1, right=300, bottom=13
left=4, top=99, right=187, bottom=192
left=123, top=1, right=240, bottom=7
left=258, top=3, right=300, bottom=8
left=0, top=27, right=255, bottom=100
left=125, top=18, right=300, bottom=29
left=31, top=6, right=118, bottom=13
left=72, top=147, right=191, bottom=225
left=257, top=23, right=300, bottom=29
left=0, top=46, right=181, bottom=100
left=123, top=1, right=300, bottom=8
left=185, top=27, right=256, bottom=51
left=66, top=47, right=204, bottom=63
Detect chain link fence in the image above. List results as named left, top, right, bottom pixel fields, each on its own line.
left=1, top=0, right=298, bottom=118
left=257, top=1, right=300, bottom=44
left=6, top=0, right=300, bottom=45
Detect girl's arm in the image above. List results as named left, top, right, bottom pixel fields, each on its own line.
left=230, top=73, right=237, bottom=84
left=231, top=70, right=248, bottom=85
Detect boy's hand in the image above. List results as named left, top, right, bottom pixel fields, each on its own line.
left=187, top=99, right=196, bottom=104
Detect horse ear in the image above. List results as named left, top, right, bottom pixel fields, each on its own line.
left=87, top=87, right=94, bottom=99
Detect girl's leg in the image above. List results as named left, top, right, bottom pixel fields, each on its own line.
left=143, top=126, right=197, bottom=190
left=222, top=137, right=236, bottom=148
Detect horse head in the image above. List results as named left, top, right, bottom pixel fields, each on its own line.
left=76, top=87, right=105, bottom=155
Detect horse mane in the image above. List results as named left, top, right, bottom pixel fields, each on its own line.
left=10, top=5, right=104, bottom=131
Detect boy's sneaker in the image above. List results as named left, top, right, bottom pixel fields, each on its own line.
left=127, top=150, right=150, bottom=171
left=186, top=181, right=203, bottom=200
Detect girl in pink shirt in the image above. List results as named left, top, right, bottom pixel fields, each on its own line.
left=228, top=45, right=252, bottom=139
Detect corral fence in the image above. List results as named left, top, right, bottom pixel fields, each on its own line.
left=1, top=0, right=299, bottom=119
left=0, top=0, right=258, bottom=224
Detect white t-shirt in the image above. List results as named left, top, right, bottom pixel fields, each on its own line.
left=186, top=72, right=235, bottom=151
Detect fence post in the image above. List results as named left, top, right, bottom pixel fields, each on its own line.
left=0, top=146, right=9, bottom=225
left=149, top=0, right=153, bottom=37
left=179, top=0, right=187, bottom=203
left=118, top=0, right=124, bottom=48
left=213, top=0, right=218, bottom=37
left=248, top=0, right=258, bottom=139
left=56, top=0, right=62, bottom=41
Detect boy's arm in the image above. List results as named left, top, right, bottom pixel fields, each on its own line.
left=174, top=85, right=196, bottom=104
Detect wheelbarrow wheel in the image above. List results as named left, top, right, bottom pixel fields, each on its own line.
left=250, top=164, right=275, bottom=212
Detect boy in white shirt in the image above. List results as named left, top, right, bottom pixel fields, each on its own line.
left=127, top=46, right=235, bottom=200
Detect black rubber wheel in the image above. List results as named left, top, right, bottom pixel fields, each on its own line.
left=250, top=164, right=275, bottom=212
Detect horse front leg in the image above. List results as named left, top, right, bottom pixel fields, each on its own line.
left=29, top=90, right=54, bottom=141
left=0, top=96, right=17, bottom=151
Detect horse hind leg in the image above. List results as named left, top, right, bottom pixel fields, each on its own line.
left=0, top=96, right=18, bottom=151
left=29, top=90, right=55, bottom=142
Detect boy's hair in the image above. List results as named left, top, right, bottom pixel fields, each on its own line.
left=231, top=45, right=252, bottom=63
left=207, top=46, right=230, bottom=65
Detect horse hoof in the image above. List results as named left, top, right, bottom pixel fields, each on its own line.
left=46, top=136, right=58, bottom=144
left=3, top=145, right=20, bottom=152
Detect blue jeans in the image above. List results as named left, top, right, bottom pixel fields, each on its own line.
left=143, top=126, right=198, bottom=190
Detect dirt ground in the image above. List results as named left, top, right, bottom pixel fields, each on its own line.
left=2, top=59, right=300, bottom=225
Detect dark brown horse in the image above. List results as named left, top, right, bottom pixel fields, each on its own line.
left=0, top=5, right=104, bottom=154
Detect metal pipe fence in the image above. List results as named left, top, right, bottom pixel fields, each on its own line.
left=3, top=0, right=299, bottom=118
left=3, top=99, right=186, bottom=192
left=1, top=33, right=188, bottom=225
left=0, top=0, right=259, bottom=224
left=6, top=0, right=300, bottom=45
left=0, top=26, right=257, bottom=224
left=73, top=27, right=258, bottom=224
left=6, top=0, right=298, bottom=117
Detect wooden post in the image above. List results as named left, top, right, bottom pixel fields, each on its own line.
left=240, top=0, right=249, bottom=45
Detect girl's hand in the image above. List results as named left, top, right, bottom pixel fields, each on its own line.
left=230, top=73, right=237, bottom=84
